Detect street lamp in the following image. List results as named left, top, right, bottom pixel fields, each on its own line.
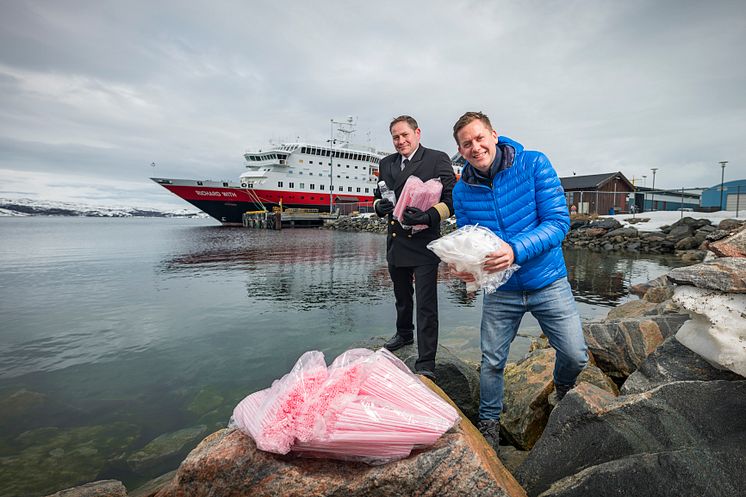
left=719, top=161, right=728, bottom=210
left=650, top=168, right=658, bottom=211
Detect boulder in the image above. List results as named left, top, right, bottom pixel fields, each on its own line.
left=127, top=425, right=209, bottom=474
left=44, top=480, right=127, bottom=497
left=621, top=336, right=744, bottom=394
left=581, top=227, right=607, bottom=238
left=673, top=285, right=746, bottom=377
left=706, top=229, right=730, bottom=242
left=531, top=449, right=744, bottom=497
left=155, top=381, right=527, bottom=497
left=666, top=224, right=693, bottom=241
left=361, top=338, right=481, bottom=423
left=718, top=218, right=744, bottom=231
left=515, top=381, right=746, bottom=497
left=641, top=285, right=674, bottom=303
left=674, top=236, right=699, bottom=250
left=709, top=226, right=746, bottom=258
left=666, top=257, right=746, bottom=293
left=588, top=218, right=622, bottom=230
left=604, top=227, right=639, bottom=238
left=582, top=318, right=668, bottom=380
left=605, top=299, right=657, bottom=320
left=628, top=275, right=669, bottom=298
left=502, top=349, right=617, bottom=450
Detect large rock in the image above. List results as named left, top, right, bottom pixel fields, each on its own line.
left=533, top=449, right=744, bottom=497
left=621, top=336, right=744, bottom=394
left=588, top=218, right=622, bottom=230
left=155, top=381, right=527, bottom=497
left=502, top=349, right=617, bottom=450
left=582, top=318, right=669, bottom=380
left=666, top=257, right=746, bottom=293
left=628, top=274, right=669, bottom=298
left=44, top=480, right=127, bottom=497
left=673, top=285, right=746, bottom=377
left=515, top=381, right=746, bottom=497
left=605, top=299, right=657, bottom=320
left=718, top=218, right=744, bottom=231
left=126, top=425, right=209, bottom=474
left=709, top=226, right=746, bottom=257
left=604, top=227, right=638, bottom=238
left=361, top=337, right=480, bottom=423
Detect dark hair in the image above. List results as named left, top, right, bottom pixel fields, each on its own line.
left=453, top=111, right=493, bottom=144
left=389, top=115, right=419, bottom=132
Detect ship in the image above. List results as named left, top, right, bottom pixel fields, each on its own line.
left=152, top=121, right=389, bottom=225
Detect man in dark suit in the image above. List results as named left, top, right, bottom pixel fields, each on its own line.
left=374, top=115, right=456, bottom=380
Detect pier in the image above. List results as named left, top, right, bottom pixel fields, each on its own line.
left=242, top=209, right=338, bottom=229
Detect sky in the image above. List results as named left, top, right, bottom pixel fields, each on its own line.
left=1, top=0, right=744, bottom=209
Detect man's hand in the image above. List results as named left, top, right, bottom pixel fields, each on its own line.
left=376, top=198, right=394, bottom=216
left=402, top=206, right=430, bottom=226
left=449, top=265, right=476, bottom=283
left=483, top=244, right=515, bottom=273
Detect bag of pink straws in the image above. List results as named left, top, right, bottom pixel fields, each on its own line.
left=231, top=348, right=459, bottom=465
left=392, top=176, right=443, bottom=233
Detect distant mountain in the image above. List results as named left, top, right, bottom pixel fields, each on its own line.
left=0, top=198, right=207, bottom=218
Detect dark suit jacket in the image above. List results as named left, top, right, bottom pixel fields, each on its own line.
left=375, top=145, right=456, bottom=267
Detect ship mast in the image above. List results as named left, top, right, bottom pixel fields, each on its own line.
left=328, top=116, right=356, bottom=213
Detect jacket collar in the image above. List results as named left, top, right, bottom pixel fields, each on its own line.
left=461, top=136, right=520, bottom=186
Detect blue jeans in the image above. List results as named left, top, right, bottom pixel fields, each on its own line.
left=479, top=277, right=588, bottom=420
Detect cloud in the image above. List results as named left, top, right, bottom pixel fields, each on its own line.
left=0, top=0, right=744, bottom=207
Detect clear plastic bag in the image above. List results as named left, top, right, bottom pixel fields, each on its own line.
left=392, top=176, right=442, bottom=233
left=232, top=348, right=459, bottom=465
left=427, top=224, right=519, bottom=293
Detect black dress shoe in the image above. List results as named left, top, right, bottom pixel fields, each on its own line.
left=383, top=334, right=414, bottom=351
left=415, top=369, right=437, bottom=381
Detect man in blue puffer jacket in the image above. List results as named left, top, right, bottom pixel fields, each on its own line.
left=450, top=111, right=588, bottom=452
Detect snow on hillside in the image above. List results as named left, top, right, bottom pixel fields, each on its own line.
left=0, top=198, right=206, bottom=218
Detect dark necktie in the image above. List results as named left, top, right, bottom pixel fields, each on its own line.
left=401, top=158, right=409, bottom=171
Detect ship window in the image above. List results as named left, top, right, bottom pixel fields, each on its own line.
left=365, top=187, right=369, bottom=193
left=278, top=181, right=283, bottom=187
left=345, top=176, right=349, bottom=179
left=310, top=184, right=315, bottom=190
left=348, top=187, right=352, bottom=192
left=289, top=182, right=294, bottom=188
left=309, top=161, right=313, bottom=164
left=300, top=183, right=305, bottom=188
left=324, top=149, right=330, bottom=156
left=197, top=181, right=203, bottom=185
left=346, top=165, right=350, bottom=168
left=301, top=147, right=307, bottom=154
left=319, top=185, right=324, bottom=190
left=223, top=182, right=229, bottom=187
left=355, top=165, right=358, bottom=169
left=356, top=187, right=361, bottom=192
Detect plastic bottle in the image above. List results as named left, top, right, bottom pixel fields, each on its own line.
left=378, top=181, right=396, bottom=205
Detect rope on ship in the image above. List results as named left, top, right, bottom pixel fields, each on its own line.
left=245, top=187, right=268, bottom=212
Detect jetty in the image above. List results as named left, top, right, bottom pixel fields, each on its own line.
left=242, top=208, right=338, bottom=229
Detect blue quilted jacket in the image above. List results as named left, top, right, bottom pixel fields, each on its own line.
left=452, top=136, right=570, bottom=291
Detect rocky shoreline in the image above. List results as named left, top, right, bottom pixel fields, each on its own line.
left=47, top=225, right=746, bottom=497
left=323, top=214, right=745, bottom=262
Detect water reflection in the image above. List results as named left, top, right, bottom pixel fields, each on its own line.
left=564, top=248, right=687, bottom=306
left=160, top=229, right=391, bottom=311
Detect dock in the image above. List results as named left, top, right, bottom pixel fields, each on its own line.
left=242, top=209, right=338, bottom=229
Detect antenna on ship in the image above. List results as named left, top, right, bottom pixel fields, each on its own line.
left=331, top=116, right=356, bottom=145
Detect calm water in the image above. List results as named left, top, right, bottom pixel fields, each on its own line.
left=0, top=217, right=687, bottom=496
